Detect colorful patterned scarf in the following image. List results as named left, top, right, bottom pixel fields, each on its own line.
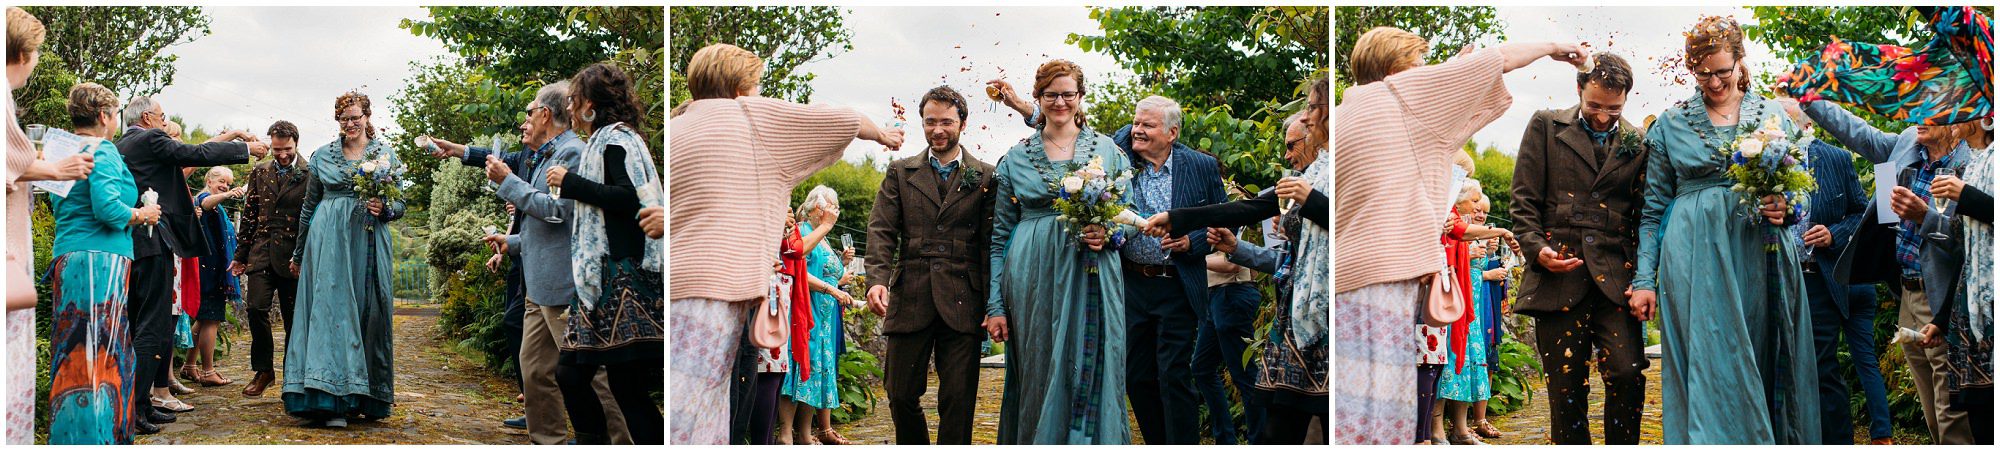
left=1779, top=6, right=1992, bottom=125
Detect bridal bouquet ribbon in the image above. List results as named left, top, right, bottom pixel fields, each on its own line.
left=1050, top=155, right=1141, bottom=273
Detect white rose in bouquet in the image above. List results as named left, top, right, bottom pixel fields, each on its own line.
left=360, top=161, right=379, bottom=173
left=1739, top=138, right=1764, bottom=159
left=1062, top=175, right=1085, bottom=193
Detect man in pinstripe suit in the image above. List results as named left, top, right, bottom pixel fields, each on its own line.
left=1113, top=95, right=1227, bottom=445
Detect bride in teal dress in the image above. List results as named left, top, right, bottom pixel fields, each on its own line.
left=987, top=59, right=1133, bottom=444
left=1632, top=17, right=1819, bottom=445
left=283, top=92, right=404, bottom=426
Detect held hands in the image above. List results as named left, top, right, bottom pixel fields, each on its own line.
left=1758, top=195, right=1790, bottom=225
left=485, top=155, right=512, bottom=183
left=1801, top=224, right=1833, bottom=248
left=288, top=260, right=301, bottom=277
left=228, top=261, right=245, bottom=277
left=1931, top=175, right=1965, bottom=201
left=1537, top=246, right=1583, bottom=273
left=546, top=165, right=568, bottom=188
left=1891, top=187, right=1928, bottom=223
left=1625, top=286, right=1657, bottom=321
left=1206, top=227, right=1238, bottom=254
left=866, top=285, right=889, bottom=316
left=983, top=315, right=1010, bottom=342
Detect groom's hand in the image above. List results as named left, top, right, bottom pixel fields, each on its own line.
left=1536, top=247, right=1583, bottom=273
left=1626, top=287, right=1657, bottom=321
left=983, top=315, right=1009, bottom=342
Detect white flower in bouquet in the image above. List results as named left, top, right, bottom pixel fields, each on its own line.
left=360, top=161, right=379, bottom=173
left=1062, top=175, right=1085, bottom=193
left=1739, top=138, right=1765, bottom=159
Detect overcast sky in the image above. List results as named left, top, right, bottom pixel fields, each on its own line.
left=791, top=6, right=1129, bottom=166
left=1464, top=6, right=1782, bottom=155
left=148, top=6, right=451, bottom=157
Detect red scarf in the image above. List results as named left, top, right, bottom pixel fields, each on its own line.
left=1440, top=209, right=1473, bottom=373
left=779, top=229, right=814, bottom=380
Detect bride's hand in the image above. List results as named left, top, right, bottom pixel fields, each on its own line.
left=1080, top=224, right=1108, bottom=251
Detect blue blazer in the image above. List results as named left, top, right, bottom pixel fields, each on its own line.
left=1113, top=124, right=1227, bottom=316
left=1801, top=139, right=1871, bottom=316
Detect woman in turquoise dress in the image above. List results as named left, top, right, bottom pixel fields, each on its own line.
left=987, top=59, right=1134, bottom=445
left=282, top=92, right=404, bottom=427
left=46, top=82, right=157, bottom=444
left=781, top=186, right=855, bottom=444
left=1632, top=17, right=1819, bottom=445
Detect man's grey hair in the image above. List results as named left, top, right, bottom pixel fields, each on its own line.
left=535, top=80, right=572, bottom=127
left=121, top=95, right=157, bottom=128
left=1283, top=111, right=1305, bottom=131
left=794, top=185, right=840, bottom=221
left=1134, top=95, right=1182, bottom=130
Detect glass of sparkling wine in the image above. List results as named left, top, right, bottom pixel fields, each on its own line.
left=1926, top=167, right=1957, bottom=240
left=548, top=164, right=565, bottom=200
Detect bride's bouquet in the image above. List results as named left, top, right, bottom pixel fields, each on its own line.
left=352, top=154, right=403, bottom=231
left=1722, top=113, right=1817, bottom=235
left=1050, top=155, right=1145, bottom=273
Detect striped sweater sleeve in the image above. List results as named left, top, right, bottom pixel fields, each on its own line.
left=744, top=97, right=863, bottom=184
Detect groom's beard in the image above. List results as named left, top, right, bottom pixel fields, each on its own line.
left=928, top=138, right=960, bottom=156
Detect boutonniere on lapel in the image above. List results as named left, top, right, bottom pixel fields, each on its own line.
left=1615, top=129, right=1645, bottom=158
left=959, top=165, right=984, bottom=192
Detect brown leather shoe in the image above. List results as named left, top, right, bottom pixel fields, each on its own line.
left=1868, top=438, right=1894, bottom=445
left=242, top=371, right=274, bottom=396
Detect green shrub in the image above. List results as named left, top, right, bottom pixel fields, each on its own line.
left=426, top=132, right=516, bottom=376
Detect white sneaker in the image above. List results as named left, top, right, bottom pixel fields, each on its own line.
left=325, top=417, right=348, bottom=428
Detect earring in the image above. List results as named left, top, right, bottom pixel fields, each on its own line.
left=582, top=109, right=597, bottom=123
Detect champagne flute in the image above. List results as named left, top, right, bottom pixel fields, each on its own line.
left=1798, top=220, right=1816, bottom=268
left=1279, top=170, right=1301, bottom=213
left=1926, top=167, right=1957, bottom=240
left=24, top=124, right=46, bottom=144
left=548, top=164, right=565, bottom=200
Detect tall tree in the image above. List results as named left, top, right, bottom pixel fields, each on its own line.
left=1333, top=6, right=1505, bottom=91
left=20, top=6, right=210, bottom=97
left=669, top=6, right=853, bottom=105
left=1069, top=6, right=1327, bottom=115
left=402, top=6, right=651, bottom=83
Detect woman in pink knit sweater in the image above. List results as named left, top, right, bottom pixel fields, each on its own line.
left=1331, top=26, right=1584, bottom=444
left=666, top=43, right=903, bottom=445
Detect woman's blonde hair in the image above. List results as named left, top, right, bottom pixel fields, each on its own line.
left=1033, top=59, right=1089, bottom=129
left=7, top=7, right=44, bottom=65
left=687, top=43, right=763, bottom=102
left=1351, top=27, right=1428, bottom=85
